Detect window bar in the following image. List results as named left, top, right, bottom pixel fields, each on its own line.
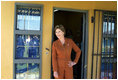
left=24, top=13, right=25, bottom=30
left=103, top=13, right=107, bottom=77
left=109, top=14, right=113, bottom=79
left=91, top=10, right=96, bottom=79
left=92, top=53, right=116, bottom=56
left=104, top=13, right=107, bottom=77
left=28, top=8, right=30, bottom=30
left=95, top=11, right=100, bottom=78
left=104, top=13, right=108, bottom=78
left=104, top=13, right=107, bottom=79
left=100, top=10, right=104, bottom=79
left=27, top=63, right=28, bottom=78
left=113, top=14, right=115, bottom=35
left=107, top=12, right=110, bottom=79
left=113, top=15, right=117, bottom=79
left=115, top=15, right=117, bottom=36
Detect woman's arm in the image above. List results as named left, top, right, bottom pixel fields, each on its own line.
left=70, top=39, right=81, bottom=63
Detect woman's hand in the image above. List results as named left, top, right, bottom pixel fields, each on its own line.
left=54, top=71, right=58, bottom=78
left=68, top=61, right=76, bottom=67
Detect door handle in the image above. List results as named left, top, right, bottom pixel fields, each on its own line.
left=45, top=48, right=50, bottom=51
left=45, top=48, right=50, bottom=55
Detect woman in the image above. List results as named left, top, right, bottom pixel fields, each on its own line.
left=52, top=24, right=81, bottom=79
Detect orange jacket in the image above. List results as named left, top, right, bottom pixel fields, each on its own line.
left=52, top=38, right=81, bottom=72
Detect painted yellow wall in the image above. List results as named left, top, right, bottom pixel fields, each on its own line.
left=92, top=11, right=103, bottom=79
left=1, top=1, right=117, bottom=79
left=1, top=1, right=15, bottom=79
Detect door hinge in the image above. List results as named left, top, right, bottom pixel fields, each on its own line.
left=91, top=16, right=95, bottom=23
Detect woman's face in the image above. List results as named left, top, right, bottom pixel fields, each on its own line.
left=55, top=28, right=64, bottom=39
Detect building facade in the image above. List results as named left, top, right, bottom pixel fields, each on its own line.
left=1, top=1, right=117, bottom=79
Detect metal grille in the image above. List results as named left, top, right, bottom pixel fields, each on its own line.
left=91, top=10, right=117, bottom=79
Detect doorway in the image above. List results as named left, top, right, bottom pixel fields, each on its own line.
left=51, top=8, right=88, bottom=79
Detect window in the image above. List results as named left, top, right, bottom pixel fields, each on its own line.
left=101, top=12, right=117, bottom=79
left=13, top=3, right=43, bottom=79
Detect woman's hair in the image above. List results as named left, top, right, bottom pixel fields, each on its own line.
left=54, top=24, right=66, bottom=35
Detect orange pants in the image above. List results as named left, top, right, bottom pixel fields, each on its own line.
left=55, top=66, right=73, bottom=79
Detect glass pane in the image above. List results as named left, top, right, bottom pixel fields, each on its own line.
left=101, top=63, right=105, bottom=79
left=107, top=38, right=110, bottom=54
left=109, top=63, right=113, bottom=79
left=101, top=58, right=117, bottom=79
left=102, top=38, right=105, bottom=52
left=101, top=59, right=109, bottom=79
left=103, top=22, right=107, bottom=34
left=15, top=63, right=39, bottom=79
left=16, top=35, right=40, bottom=59
left=111, top=22, right=115, bottom=34
left=104, top=38, right=108, bottom=57
left=17, top=7, right=41, bottom=30
left=102, top=38, right=114, bottom=57
left=102, top=38, right=105, bottom=57
left=108, top=17, right=111, bottom=34
left=111, top=38, right=114, bottom=53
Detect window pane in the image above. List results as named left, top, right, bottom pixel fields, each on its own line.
left=111, top=38, right=114, bottom=53
left=103, top=22, right=107, bottom=34
left=101, top=59, right=109, bottom=79
left=102, top=38, right=105, bottom=52
left=16, top=35, right=40, bottom=59
left=107, top=38, right=110, bottom=54
left=101, top=63, right=109, bottom=79
left=102, top=38, right=114, bottom=57
left=101, top=58, right=117, bottom=79
left=108, top=17, right=111, bottom=34
left=115, top=22, right=117, bottom=35
left=114, top=16, right=117, bottom=35
left=104, top=38, right=109, bottom=57
left=109, top=63, right=113, bottom=79
left=15, top=63, right=39, bottom=79
left=111, top=23, right=115, bottom=34
left=103, top=15, right=115, bottom=35
left=17, top=7, right=41, bottom=30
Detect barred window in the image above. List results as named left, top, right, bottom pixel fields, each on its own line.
left=101, top=12, right=117, bottom=79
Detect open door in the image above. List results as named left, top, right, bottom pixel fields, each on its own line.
left=51, top=8, right=88, bottom=79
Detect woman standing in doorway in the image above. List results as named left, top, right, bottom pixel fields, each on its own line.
left=52, top=24, right=81, bottom=79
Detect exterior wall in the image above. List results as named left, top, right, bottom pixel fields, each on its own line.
left=1, top=1, right=117, bottom=79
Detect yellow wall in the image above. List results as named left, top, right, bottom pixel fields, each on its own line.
left=92, top=11, right=103, bottom=79
left=1, top=1, right=15, bottom=78
left=1, top=1, right=117, bottom=79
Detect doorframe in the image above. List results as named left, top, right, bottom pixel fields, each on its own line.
left=51, top=7, right=89, bottom=79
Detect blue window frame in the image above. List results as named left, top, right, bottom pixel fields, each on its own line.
left=13, top=3, right=43, bottom=79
